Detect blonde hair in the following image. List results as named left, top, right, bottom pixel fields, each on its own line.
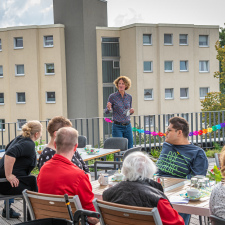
left=22, top=120, right=42, bottom=138
left=113, top=76, right=131, bottom=90
left=55, top=127, right=78, bottom=153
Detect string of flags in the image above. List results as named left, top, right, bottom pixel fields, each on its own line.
left=104, top=118, right=225, bottom=137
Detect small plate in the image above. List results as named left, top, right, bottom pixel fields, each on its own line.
left=111, top=176, right=123, bottom=182
left=193, top=175, right=205, bottom=179
left=188, top=196, right=201, bottom=201
left=86, top=149, right=99, bottom=155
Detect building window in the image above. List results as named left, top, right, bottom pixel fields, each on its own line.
left=102, top=60, right=120, bottom=83
left=180, top=61, right=188, bottom=71
left=17, top=119, right=26, bottom=130
left=199, top=35, right=209, bottom=47
left=200, top=87, right=209, bottom=99
left=181, top=113, right=189, bottom=122
left=144, top=89, right=153, bottom=100
left=165, top=114, right=174, bottom=126
left=16, top=92, right=26, bottom=103
left=164, top=34, right=173, bottom=45
left=44, top=35, right=53, bottom=47
left=164, top=61, right=173, bottom=72
left=199, top=61, right=209, bottom=72
left=143, top=61, right=153, bottom=72
left=143, top=34, right=152, bottom=45
left=145, top=116, right=155, bottom=127
left=180, top=88, right=189, bottom=99
left=102, top=37, right=119, bottom=57
left=15, top=64, right=25, bottom=76
left=165, top=88, right=174, bottom=99
left=0, top=39, right=2, bottom=51
left=46, top=92, right=56, bottom=103
left=0, top=66, right=3, bottom=77
left=45, top=63, right=55, bottom=75
left=179, top=34, right=188, bottom=45
left=0, top=119, right=5, bottom=130
left=0, top=93, right=4, bottom=105
left=113, top=61, right=120, bottom=69
left=14, top=37, right=23, bottom=49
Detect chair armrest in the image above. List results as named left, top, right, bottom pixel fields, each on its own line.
left=94, top=161, right=122, bottom=174
left=0, top=178, right=8, bottom=182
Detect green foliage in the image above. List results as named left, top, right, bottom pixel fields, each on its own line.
left=201, top=92, right=225, bottom=111
left=31, top=166, right=39, bottom=176
left=208, top=165, right=222, bottom=182
left=150, top=148, right=161, bottom=159
left=94, top=139, right=104, bottom=149
left=205, top=149, right=221, bottom=158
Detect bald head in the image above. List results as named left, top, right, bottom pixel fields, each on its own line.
left=55, top=127, right=78, bottom=153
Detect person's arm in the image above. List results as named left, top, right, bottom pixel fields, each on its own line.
left=105, top=95, right=113, bottom=114
left=191, top=150, right=208, bottom=176
left=75, top=151, right=90, bottom=173
left=157, top=198, right=184, bottom=225
left=4, top=155, right=19, bottom=187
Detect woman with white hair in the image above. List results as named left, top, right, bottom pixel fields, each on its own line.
left=103, top=152, right=184, bottom=225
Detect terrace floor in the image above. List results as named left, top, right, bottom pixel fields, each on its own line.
left=0, top=158, right=215, bottom=225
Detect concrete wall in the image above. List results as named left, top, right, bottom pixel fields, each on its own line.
left=53, top=0, right=108, bottom=119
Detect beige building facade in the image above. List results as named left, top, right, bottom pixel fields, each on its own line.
left=96, top=23, right=220, bottom=122
left=0, top=24, right=67, bottom=143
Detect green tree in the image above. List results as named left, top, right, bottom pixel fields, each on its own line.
left=201, top=92, right=225, bottom=111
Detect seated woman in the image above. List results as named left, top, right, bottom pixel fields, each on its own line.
left=0, top=120, right=42, bottom=218
left=209, top=149, right=225, bottom=219
left=38, top=116, right=89, bottom=174
left=103, top=152, right=184, bottom=225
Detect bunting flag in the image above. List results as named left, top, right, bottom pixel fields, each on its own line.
left=104, top=118, right=225, bottom=137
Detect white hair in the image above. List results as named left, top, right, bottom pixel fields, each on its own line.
left=121, top=152, right=157, bottom=181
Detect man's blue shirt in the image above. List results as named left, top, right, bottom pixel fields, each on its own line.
left=156, top=142, right=208, bottom=179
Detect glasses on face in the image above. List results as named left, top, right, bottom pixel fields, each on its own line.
left=167, top=128, right=177, bottom=133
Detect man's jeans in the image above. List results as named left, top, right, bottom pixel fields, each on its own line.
left=112, top=123, right=133, bottom=149
left=179, top=213, right=191, bottom=225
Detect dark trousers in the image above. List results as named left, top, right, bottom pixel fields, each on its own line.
left=0, top=175, right=38, bottom=195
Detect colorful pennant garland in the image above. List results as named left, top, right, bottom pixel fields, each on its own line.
left=104, top=118, right=225, bottom=137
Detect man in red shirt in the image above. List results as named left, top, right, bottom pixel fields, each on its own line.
left=37, top=127, right=98, bottom=225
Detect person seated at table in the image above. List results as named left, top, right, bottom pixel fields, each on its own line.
left=37, top=127, right=99, bottom=225
left=209, top=148, right=225, bottom=219
left=0, top=120, right=42, bottom=218
left=156, top=116, right=208, bottom=179
left=38, top=116, right=89, bottom=174
left=103, top=152, right=184, bottom=225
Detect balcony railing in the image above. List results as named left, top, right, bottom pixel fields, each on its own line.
left=0, top=110, right=225, bottom=151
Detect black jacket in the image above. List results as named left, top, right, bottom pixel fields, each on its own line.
left=103, top=178, right=171, bottom=208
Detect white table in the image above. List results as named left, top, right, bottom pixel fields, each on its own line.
left=77, top=148, right=120, bottom=161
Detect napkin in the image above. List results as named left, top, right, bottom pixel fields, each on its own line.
left=169, top=196, right=189, bottom=204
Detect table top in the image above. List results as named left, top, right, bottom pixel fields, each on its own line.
left=77, top=148, right=120, bottom=161
left=91, top=176, right=211, bottom=217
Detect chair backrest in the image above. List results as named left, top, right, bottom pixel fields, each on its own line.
left=78, top=135, right=87, bottom=148
left=93, top=199, right=162, bottom=225
left=22, top=190, right=82, bottom=220
left=123, top=146, right=142, bottom=160
left=104, top=137, right=128, bottom=151
left=215, top=153, right=221, bottom=168
left=210, top=215, right=225, bottom=225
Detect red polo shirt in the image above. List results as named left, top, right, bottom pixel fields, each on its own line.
left=37, top=154, right=95, bottom=212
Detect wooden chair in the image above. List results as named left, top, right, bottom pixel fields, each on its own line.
left=22, top=190, right=82, bottom=220
left=93, top=198, right=162, bottom=225
left=210, top=215, right=225, bottom=225
left=214, top=153, right=221, bottom=168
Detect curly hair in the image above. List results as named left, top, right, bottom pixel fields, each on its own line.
left=22, top=120, right=42, bottom=138
left=47, top=116, right=72, bottom=137
left=113, top=76, right=131, bottom=90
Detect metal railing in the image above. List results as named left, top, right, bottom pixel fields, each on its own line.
left=0, top=110, right=225, bottom=151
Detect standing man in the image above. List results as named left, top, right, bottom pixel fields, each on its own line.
left=105, top=76, right=134, bottom=149
left=157, top=116, right=208, bottom=179
left=37, top=127, right=98, bottom=225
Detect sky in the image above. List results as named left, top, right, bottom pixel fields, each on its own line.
left=0, top=0, right=224, bottom=29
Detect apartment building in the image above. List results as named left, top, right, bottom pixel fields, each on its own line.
left=0, top=24, right=67, bottom=135
left=96, top=23, right=220, bottom=125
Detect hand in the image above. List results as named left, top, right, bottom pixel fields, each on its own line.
left=107, top=102, right=112, bottom=111
left=6, top=174, right=19, bottom=187
left=130, top=108, right=134, bottom=114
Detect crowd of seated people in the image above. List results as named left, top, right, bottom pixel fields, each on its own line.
left=1, top=115, right=224, bottom=225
